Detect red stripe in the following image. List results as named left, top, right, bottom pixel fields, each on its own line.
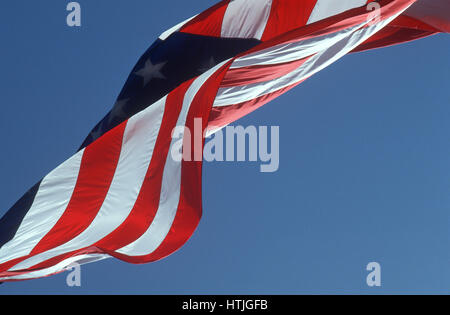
left=261, top=0, right=317, bottom=41
left=235, top=0, right=415, bottom=60
left=0, top=83, right=193, bottom=276
left=0, top=247, right=101, bottom=281
left=180, top=0, right=230, bottom=37
left=208, top=0, right=416, bottom=130
left=0, top=62, right=232, bottom=277
left=93, top=81, right=193, bottom=251
left=105, top=61, right=233, bottom=264
left=24, top=0, right=417, bottom=275
left=352, top=26, right=436, bottom=52
left=352, top=13, right=440, bottom=52
left=208, top=1, right=416, bottom=131
left=221, top=56, right=311, bottom=88
left=30, top=123, right=127, bottom=255
left=0, top=0, right=421, bottom=281
left=0, top=123, right=127, bottom=274
left=391, top=14, right=441, bottom=32
left=208, top=78, right=307, bottom=132
left=403, top=0, right=450, bottom=33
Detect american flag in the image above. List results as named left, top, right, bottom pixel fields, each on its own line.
left=0, top=0, right=448, bottom=281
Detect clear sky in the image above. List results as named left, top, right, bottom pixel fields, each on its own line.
left=0, top=0, right=449, bottom=294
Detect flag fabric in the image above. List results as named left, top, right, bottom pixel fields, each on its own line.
left=0, top=0, right=448, bottom=281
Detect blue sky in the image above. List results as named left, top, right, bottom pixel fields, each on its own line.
left=0, top=1, right=449, bottom=294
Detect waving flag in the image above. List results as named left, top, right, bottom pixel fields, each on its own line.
left=0, top=0, right=448, bottom=282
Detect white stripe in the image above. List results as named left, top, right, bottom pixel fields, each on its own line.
left=159, top=14, right=198, bottom=40
left=221, top=0, right=273, bottom=40
left=9, top=96, right=168, bottom=271
left=0, top=254, right=109, bottom=281
left=214, top=23, right=367, bottom=107
left=230, top=22, right=364, bottom=69
left=214, top=14, right=401, bottom=108
left=307, top=0, right=368, bottom=24
left=0, top=150, right=84, bottom=264
left=117, top=60, right=230, bottom=256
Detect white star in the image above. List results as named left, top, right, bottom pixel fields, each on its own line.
left=90, top=120, right=106, bottom=140
left=90, top=98, right=130, bottom=142
left=108, top=98, right=130, bottom=125
left=199, top=56, right=216, bottom=72
left=134, top=59, right=167, bottom=86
